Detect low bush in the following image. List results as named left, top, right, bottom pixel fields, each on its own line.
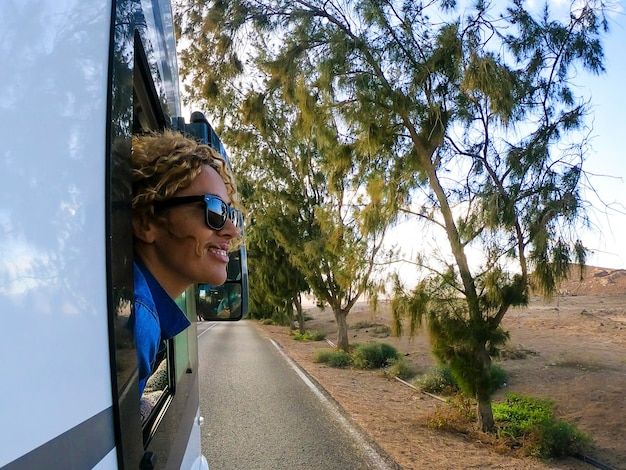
left=413, top=366, right=459, bottom=395
left=371, top=325, right=391, bottom=338
left=427, top=393, right=475, bottom=432
left=351, top=342, right=399, bottom=369
left=291, top=330, right=327, bottom=341
left=493, top=394, right=591, bottom=459
left=313, top=348, right=351, bottom=368
left=383, top=357, right=418, bottom=380
left=488, top=364, right=508, bottom=394
left=413, top=364, right=508, bottom=396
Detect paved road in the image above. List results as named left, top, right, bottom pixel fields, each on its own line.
left=197, top=321, right=396, bottom=470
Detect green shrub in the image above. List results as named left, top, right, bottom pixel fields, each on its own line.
left=413, top=364, right=507, bottom=396
left=493, top=394, right=591, bottom=459
left=291, top=330, right=327, bottom=341
left=531, top=419, right=592, bottom=459
left=351, top=342, right=399, bottom=369
left=413, top=365, right=459, bottom=394
left=313, top=348, right=351, bottom=368
left=383, top=358, right=418, bottom=380
left=489, top=364, right=508, bottom=394
left=261, top=318, right=275, bottom=325
left=494, top=394, right=554, bottom=438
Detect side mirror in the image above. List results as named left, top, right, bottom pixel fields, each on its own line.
left=195, top=247, right=249, bottom=321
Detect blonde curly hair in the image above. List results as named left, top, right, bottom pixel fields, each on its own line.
left=131, top=130, right=239, bottom=221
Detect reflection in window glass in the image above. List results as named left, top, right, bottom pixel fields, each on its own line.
left=140, top=342, right=171, bottom=425
left=226, top=252, right=241, bottom=281
left=197, top=284, right=242, bottom=320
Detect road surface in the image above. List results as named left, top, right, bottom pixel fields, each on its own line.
left=197, top=321, right=396, bottom=470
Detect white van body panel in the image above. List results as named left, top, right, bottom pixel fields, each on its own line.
left=0, top=0, right=115, bottom=466
left=93, top=449, right=119, bottom=470
left=0, top=1, right=212, bottom=468
left=178, top=409, right=210, bottom=470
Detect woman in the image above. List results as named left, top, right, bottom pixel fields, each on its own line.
left=130, top=130, right=240, bottom=396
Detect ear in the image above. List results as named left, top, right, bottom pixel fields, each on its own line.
left=132, top=213, right=158, bottom=244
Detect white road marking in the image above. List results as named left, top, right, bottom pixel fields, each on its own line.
left=198, top=322, right=220, bottom=338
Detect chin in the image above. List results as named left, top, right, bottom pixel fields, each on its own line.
left=204, top=272, right=227, bottom=286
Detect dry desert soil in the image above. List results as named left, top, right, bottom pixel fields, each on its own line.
left=252, top=266, right=626, bottom=470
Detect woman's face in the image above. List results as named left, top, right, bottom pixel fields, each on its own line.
left=136, top=164, right=238, bottom=298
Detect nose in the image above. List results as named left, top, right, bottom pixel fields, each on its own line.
left=219, top=217, right=239, bottom=238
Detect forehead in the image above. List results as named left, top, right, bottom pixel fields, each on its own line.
left=179, top=165, right=230, bottom=202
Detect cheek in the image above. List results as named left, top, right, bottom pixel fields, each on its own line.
left=169, top=210, right=207, bottom=235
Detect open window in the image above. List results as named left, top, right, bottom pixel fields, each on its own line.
left=172, top=112, right=249, bottom=321
left=132, top=29, right=177, bottom=444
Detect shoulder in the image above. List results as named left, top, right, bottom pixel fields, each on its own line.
left=133, top=261, right=158, bottom=322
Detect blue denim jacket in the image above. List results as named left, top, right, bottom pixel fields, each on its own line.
left=131, top=258, right=191, bottom=395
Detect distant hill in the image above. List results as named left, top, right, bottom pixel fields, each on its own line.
left=556, top=265, right=626, bottom=295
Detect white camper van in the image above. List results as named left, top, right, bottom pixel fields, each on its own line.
left=0, top=1, right=247, bottom=468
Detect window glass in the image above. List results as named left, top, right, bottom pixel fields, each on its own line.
left=140, top=342, right=172, bottom=424
left=196, top=283, right=243, bottom=320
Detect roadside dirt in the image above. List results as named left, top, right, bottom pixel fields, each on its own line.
left=252, top=266, right=626, bottom=470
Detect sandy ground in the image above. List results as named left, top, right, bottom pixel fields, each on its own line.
left=252, top=267, right=626, bottom=470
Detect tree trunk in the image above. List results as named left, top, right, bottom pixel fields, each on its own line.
left=477, top=395, right=495, bottom=432
left=475, top=346, right=495, bottom=432
left=294, top=294, right=305, bottom=334
left=287, top=302, right=296, bottom=331
left=334, top=308, right=349, bottom=352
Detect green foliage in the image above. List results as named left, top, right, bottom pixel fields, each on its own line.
left=494, top=394, right=555, bottom=438
left=488, top=364, right=508, bottom=394
left=493, top=394, right=591, bottom=458
left=530, top=419, right=592, bottom=459
left=245, top=209, right=310, bottom=323
left=313, top=348, right=351, bottom=368
left=351, top=342, right=400, bottom=369
left=412, top=365, right=459, bottom=395
left=178, top=0, right=608, bottom=431
left=413, top=364, right=507, bottom=396
left=291, top=330, right=326, bottom=341
left=383, top=358, right=418, bottom=380
left=428, top=303, right=510, bottom=399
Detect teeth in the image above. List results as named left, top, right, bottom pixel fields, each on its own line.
left=210, top=247, right=227, bottom=256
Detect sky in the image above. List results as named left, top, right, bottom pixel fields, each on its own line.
left=570, top=2, right=626, bottom=269
left=385, top=0, right=626, bottom=277
left=518, top=0, right=626, bottom=270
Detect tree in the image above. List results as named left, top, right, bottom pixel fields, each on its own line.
left=242, top=180, right=310, bottom=331
left=241, top=85, right=394, bottom=350
left=177, top=0, right=608, bottom=430
left=176, top=4, right=399, bottom=350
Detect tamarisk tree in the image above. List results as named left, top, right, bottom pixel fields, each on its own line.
left=177, top=2, right=399, bottom=350
left=176, top=0, right=608, bottom=430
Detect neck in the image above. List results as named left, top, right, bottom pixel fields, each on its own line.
left=135, top=246, right=187, bottom=299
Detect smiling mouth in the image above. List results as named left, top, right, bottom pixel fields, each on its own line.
left=208, top=247, right=228, bottom=257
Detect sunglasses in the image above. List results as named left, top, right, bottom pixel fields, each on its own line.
left=153, top=195, right=240, bottom=231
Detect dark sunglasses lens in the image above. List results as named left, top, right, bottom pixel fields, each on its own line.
left=205, top=198, right=227, bottom=230
left=229, top=208, right=239, bottom=226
